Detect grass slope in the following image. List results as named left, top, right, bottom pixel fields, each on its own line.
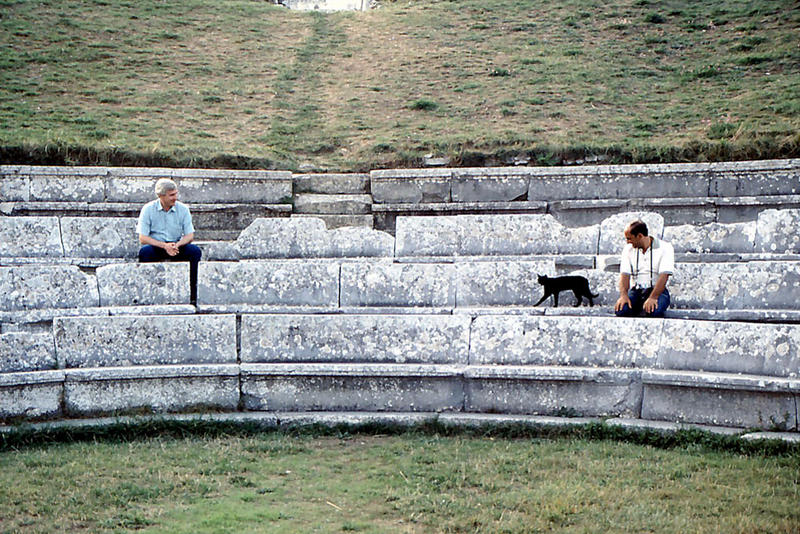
left=1, top=0, right=799, bottom=170
left=1, top=429, right=799, bottom=533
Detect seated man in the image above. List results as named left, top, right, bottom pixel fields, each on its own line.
left=614, top=219, right=673, bottom=318
left=138, top=178, right=202, bottom=304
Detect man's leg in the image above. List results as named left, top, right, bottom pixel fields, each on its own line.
left=138, top=245, right=167, bottom=263
left=615, top=288, right=645, bottom=317
left=644, top=288, right=670, bottom=318
left=175, top=244, right=202, bottom=305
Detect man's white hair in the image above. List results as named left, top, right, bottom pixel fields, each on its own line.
left=154, top=178, right=178, bottom=197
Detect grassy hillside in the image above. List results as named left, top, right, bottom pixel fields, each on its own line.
left=1, top=0, right=798, bottom=170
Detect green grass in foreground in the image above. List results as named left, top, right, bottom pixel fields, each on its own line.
left=0, top=0, right=798, bottom=170
left=1, top=424, right=798, bottom=533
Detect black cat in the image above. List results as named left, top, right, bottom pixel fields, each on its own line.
left=534, top=274, right=599, bottom=307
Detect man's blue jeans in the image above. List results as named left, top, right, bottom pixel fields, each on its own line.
left=138, top=244, right=202, bottom=304
left=615, top=287, right=670, bottom=318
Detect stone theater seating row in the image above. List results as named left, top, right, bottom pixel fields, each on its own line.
left=370, top=159, right=800, bottom=228
left=3, top=258, right=798, bottom=328
left=3, top=210, right=799, bottom=268
left=1, top=314, right=798, bottom=430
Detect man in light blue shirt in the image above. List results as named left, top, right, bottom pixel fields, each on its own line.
left=138, top=178, right=202, bottom=304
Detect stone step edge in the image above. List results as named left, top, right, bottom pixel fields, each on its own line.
left=371, top=195, right=800, bottom=210
left=6, top=364, right=797, bottom=390
left=1, top=412, right=797, bottom=443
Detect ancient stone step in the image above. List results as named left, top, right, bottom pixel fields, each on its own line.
left=293, top=173, right=369, bottom=195
left=293, top=193, right=372, bottom=215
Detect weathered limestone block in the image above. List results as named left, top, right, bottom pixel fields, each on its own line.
left=96, top=263, right=190, bottom=306
left=710, top=159, right=800, bottom=196
left=370, top=169, right=452, bottom=203
left=54, top=315, right=237, bottom=368
left=64, top=364, right=240, bottom=416
left=199, top=260, right=339, bottom=306
left=465, top=366, right=642, bottom=417
left=670, top=262, right=800, bottom=310
left=241, top=363, right=464, bottom=412
left=598, top=212, right=664, bottom=254
left=455, top=260, right=556, bottom=307
left=0, top=217, right=63, bottom=257
left=293, top=173, right=369, bottom=194
left=235, top=217, right=394, bottom=259
left=0, top=332, right=56, bottom=373
left=755, top=209, right=800, bottom=253
left=340, top=263, right=455, bottom=307
left=452, top=169, right=529, bottom=202
left=293, top=194, right=372, bottom=215
left=396, top=214, right=599, bottom=257
left=0, top=174, right=29, bottom=201
left=61, top=217, right=138, bottom=258
left=0, top=265, right=99, bottom=311
left=240, top=314, right=471, bottom=364
left=30, top=175, right=105, bottom=202
left=0, top=370, right=64, bottom=421
left=470, top=316, right=660, bottom=368
left=664, top=222, right=756, bottom=253
left=526, top=163, right=710, bottom=201
left=642, top=371, right=798, bottom=430
left=657, top=320, right=800, bottom=377
left=106, top=168, right=292, bottom=204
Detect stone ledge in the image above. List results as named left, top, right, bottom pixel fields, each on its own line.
left=464, top=365, right=639, bottom=383
left=241, top=363, right=465, bottom=378
left=740, top=431, right=800, bottom=443
left=0, top=369, right=65, bottom=387
left=1, top=305, right=197, bottom=328
left=64, top=364, right=240, bottom=382
left=273, top=411, right=438, bottom=427
left=195, top=304, right=338, bottom=315
left=2, top=201, right=293, bottom=213
left=642, top=369, right=800, bottom=393
left=371, top=201, right=548, bottom=212
left=604, top=417, right=744, bottom=436
left=2, top=411, right=798, bottom=440
left=438, top=413, right=598, bottom=428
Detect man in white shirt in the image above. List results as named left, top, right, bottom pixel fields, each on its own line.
left=614, top=220, right=674, bottom=318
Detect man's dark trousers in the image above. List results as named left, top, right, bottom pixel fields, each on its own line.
left=615, top=287, right=670, bottom=318
left=138, top=244, right=202, bottom=304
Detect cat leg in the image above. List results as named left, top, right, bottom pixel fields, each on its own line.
left=553, top=292, right=559, bottom=307
left=534, top=293, right=550, bottom=306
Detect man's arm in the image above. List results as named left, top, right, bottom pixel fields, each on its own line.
left=176, top=233, right=194, bottom=247
left=643, top=273, right=670, bottom=313
left=614, top=273, right=631, bottom=312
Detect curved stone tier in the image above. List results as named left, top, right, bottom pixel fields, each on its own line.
left=2, top=162, right=799, bottom=434
left=1, top=315, right=798, bottom=431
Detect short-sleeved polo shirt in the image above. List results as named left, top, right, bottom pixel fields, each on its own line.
left=137, top=199, right=194, bottom=243
left=619, top=237, right=674, bottom=288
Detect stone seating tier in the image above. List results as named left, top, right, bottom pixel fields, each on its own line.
left=370, top=159, right=800, bottom=229
left=2, top=315, right=798, bottom=430
left=3, top=210, right=799, bottom=266
left=2, top=258, right=799, bottom=328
